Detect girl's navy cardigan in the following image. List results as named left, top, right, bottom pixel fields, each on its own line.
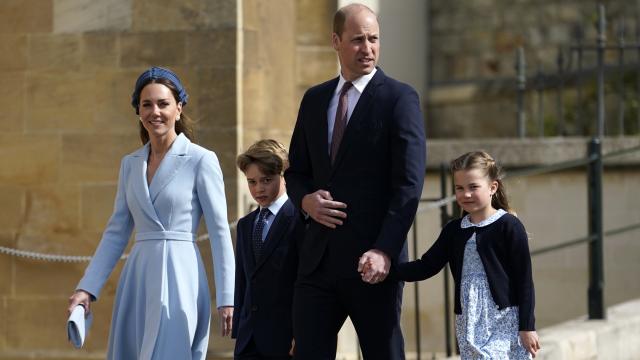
left=396, top=213, right=535, bottom=331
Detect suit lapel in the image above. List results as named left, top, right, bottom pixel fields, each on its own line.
left=331, top=69, right=385, bottom=175
left=243, top=208, right=259, bottom=274
left=312, top=78, right=340, bottom=176
left=148, top=133, right=191, bottom=203
left=253, top=200, right=294, bottom=274
left=130, top=144, right=164, bottom=227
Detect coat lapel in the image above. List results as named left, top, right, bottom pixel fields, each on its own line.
left=331, top=69, right=385, bottom=175
left=253, top=200, right=294, bottom=274
left=148, top=133, right=191, bottom=203
left=130, top=143, right=164, bottom=227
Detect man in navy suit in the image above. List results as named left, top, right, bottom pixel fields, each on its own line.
left=284, top=3, right=426, bottom=359
left=233, top=140, right=300, bottom=360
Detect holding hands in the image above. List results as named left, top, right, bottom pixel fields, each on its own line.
left=301, top=190, right=347, bottom=228
left=301, top=189, right=392, bottom=285
left=358, top=249, right=391, bottom=284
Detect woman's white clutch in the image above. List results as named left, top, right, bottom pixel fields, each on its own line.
left=67, top=305, right=93, bottom=349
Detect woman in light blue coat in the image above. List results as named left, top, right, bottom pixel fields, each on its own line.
left=67, top=67, right=235, bottom=359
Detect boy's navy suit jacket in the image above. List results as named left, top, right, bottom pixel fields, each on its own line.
left=232, top=198, right=300, bottom=356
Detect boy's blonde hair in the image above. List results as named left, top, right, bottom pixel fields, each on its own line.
left=236, top=139, right=289, bottom=176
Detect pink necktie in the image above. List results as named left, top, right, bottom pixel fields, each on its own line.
left=330, top=82, right=353, bottom=164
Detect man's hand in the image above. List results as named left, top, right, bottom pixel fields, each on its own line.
left=357, top=249, right=391, bottom=284
left=519, top=330, right=540, bottom=358
left=301, top=190, right=347, bottom=228
left=218, top=306, right=233, bottom=337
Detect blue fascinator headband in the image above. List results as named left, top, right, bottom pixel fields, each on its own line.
left=131, top=66, right=189, bottom=114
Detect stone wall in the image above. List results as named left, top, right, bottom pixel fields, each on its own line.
left=295, top=0, right=337, bottom=97
left=427, top=0, right=637, bottom=138
left=430, top=0, right=633, bottom=82
left=239, top=0, right=297, bottom=214
left=0, top=0, right=241, bottom=357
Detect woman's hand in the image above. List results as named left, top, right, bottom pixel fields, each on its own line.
left=519, top=330, right=540, bottom=358
left=218, top=306, right=233, bottom=337
left=68, top=290, right=92, bottom=317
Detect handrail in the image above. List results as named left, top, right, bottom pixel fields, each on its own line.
left=0, top=221, right=238, bottom=263
left=530, top=234, right=596, bottom=256
left=507, top=156, right=594, bottom=178
left=3, top=141, right=637, bottom=264
left=506, top=143, right=640, bottom=179
left=602, top=144, right=640, bottom=159
left=530, top=221, right=640, bottom=256
left=604, top=222, right=640, bottom=237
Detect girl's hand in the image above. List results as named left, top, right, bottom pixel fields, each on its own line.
left=218, top=306, right=234, bottom=337
left=519, top=330, right=540, bottom=358
left=68, top=290, right=92, bottom=317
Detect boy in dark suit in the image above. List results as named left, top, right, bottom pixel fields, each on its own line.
left=232, top=139, right=299, bottom=360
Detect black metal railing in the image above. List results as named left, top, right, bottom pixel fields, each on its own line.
left=515, top=4, right=640, bottom=138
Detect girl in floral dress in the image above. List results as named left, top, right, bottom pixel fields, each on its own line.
left=396, top=151, right=540, bottom=359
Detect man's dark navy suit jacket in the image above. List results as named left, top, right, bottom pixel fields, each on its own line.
left=285, top=68, right=426, bottom=277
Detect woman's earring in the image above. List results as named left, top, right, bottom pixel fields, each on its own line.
left=139, top=116, right=143, bottom=122
left=176, top=116, right=181, bottom=121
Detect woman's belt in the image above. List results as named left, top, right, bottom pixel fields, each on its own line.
left=135, top=231, right=196, bottom=242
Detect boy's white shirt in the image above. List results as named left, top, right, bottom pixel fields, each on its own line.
left=263, top=192, right=289, bottom=217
